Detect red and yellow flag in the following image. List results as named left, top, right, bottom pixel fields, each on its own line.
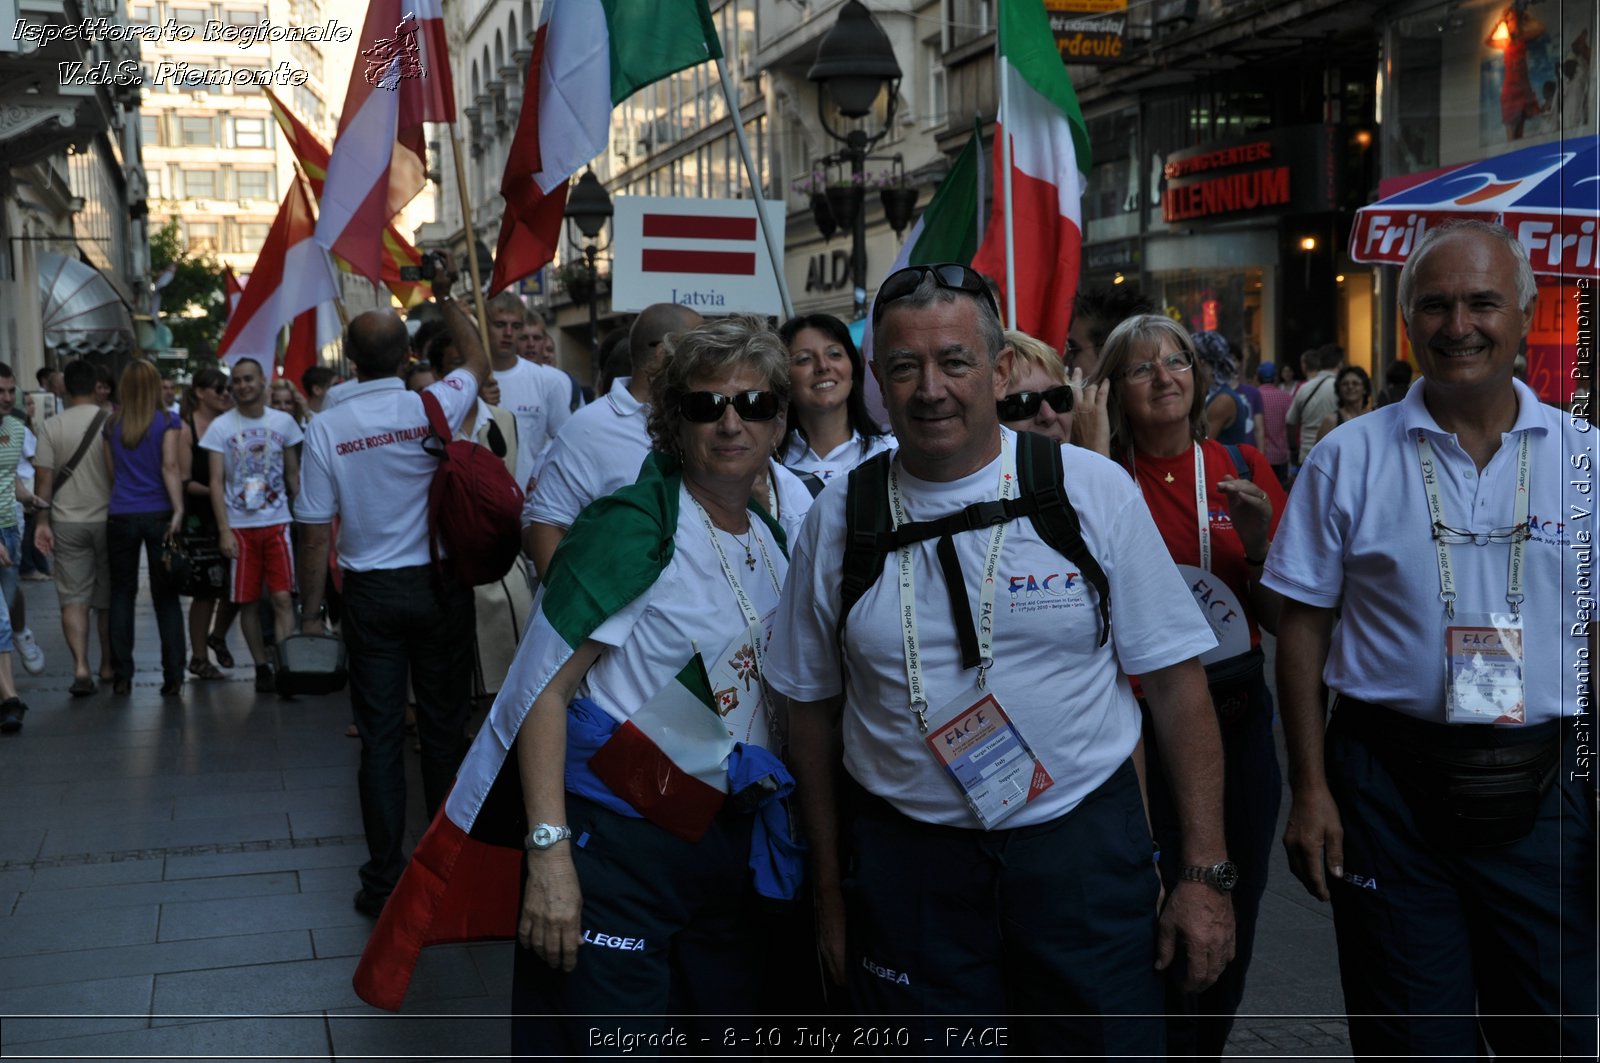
left=264, top=88, right=430, bottom=308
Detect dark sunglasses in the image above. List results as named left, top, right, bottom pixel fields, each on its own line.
left=678, top=390, right=781, bottom=424
left=996, top=385, right=1075, bottom=421
left=873, top=264, right=999, bottom=325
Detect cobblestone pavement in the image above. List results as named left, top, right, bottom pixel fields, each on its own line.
left=0, top=581, right=1350, bottom=1060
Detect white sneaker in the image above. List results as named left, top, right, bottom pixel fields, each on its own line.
left=14, top=627, right=44, bottom=675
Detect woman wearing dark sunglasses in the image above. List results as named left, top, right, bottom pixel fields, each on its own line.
left=777, top=313, right=894, bottom=483
left=996, top=329, right=1114, bottom=455
left=502, top=316, right=807, bottom=1054
left=1090, top=313, right=1285, bottom=1061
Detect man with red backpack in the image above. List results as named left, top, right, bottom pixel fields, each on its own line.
left=294, top=254, right=490, bottom=917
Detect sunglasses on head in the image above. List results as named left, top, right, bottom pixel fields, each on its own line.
left=873, top=264, right=999, bottom=325
left=678, top=390, right=782, bottom=424
left=996, top=385, right=1075, bottom=422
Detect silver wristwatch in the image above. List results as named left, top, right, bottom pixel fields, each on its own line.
left=1180, top=860, right=1239, bottom=894
left=524, top=823, right=572, bottom=850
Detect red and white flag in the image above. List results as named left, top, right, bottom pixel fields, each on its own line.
left=217, top=180, right=339, bottom=367
left=639, top=211, right=760, bottom=277
left=222, top=264, right=243, bottom=319
left=316, top=0, right=454, bottom=284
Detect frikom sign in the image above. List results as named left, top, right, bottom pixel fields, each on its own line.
left=610, top=197, right=787, bottom=315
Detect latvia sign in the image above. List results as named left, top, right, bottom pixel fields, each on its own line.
left=610, top=196, right=786, bottom=315
left=1350, top=135, right=1600, bottom=277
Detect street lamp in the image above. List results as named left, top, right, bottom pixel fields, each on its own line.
left=563, top=168, right=613, bottom=356
left=808, top=0, right=901, bottom=320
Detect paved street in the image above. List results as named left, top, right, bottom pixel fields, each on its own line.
left=0, top=578, right=1350, bottom=1060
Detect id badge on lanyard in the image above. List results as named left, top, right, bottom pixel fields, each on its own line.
left=889, top=435, right=1055, bottom=829
left=1415, top=432, right=1530, bottom=724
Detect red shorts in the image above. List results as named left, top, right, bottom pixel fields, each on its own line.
left=230, top=524, right=294, bottom=603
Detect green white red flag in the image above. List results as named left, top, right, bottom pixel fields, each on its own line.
left=970, top=0, right=1092, bottom=352
left=489, top=0, right=723, bottom=294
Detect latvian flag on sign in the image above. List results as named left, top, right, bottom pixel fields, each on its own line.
left=640, top=210, right=760, bottom=277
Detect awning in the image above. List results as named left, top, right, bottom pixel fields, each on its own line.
left=37, top=252, right=137, bottom=359
left=1349, top=135, right=1600, bottom=277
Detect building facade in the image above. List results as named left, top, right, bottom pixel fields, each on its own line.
left=1, top=0, right=148, bottom=386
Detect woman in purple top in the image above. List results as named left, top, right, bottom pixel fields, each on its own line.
left=101, top=360, right=186, bottom=696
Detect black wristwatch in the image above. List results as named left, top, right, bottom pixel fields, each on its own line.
left=1180, top=860, right=1239, bottom=894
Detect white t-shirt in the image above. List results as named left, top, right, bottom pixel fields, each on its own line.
left=523, top=377, right=651, bottom=529
left=199, top=407, right=304, bottom=529
left=1262, top=379, right=1592, bottom=725
left=584, top=482, right=786, bottom=749
left=495, top=358, right=574, bottom=480
left=295, top=371, right=477, bottom=572
left=766, top=428, right=1216, bottom=828
left=782, top=430, right=897, bottom=484
left=765, top=460, right=815, bottom=547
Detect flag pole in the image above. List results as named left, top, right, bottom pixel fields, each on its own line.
left=447, top=125, right=495, bottom=356
left=996, top=32, right=1016, bottom=329
left=714, top=56, right=794, bottom=320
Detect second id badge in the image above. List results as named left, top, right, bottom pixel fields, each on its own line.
left=923, top=683, right=1054, bottom=830
left=1445, top=612, right=1526, bottom=725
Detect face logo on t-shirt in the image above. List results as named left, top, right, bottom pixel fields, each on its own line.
left=1005, top=571, right=1088, bottom=613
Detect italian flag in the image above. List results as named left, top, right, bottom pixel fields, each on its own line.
left=970, top=0, right=1092, bottom=353
left=352, top=452, right=774, bottom=1011
left=489, top=0, right=723, bottom=294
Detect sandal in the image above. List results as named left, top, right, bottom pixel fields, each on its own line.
left=188, top=658, right=225, bottom=681
left=207, top=635, right=234, bottom=669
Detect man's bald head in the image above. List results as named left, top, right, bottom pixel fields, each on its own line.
left=629, top=304, right=702, bottom=374
left=347, top=310, right=410, bottom=379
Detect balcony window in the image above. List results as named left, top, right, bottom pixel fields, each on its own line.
left=180, top=116, right=216, bottom=147
left=238, top=223, right=271, bottom=253
left=183, top=170, right=217, bottom=198
left=186, top=222, right=219, bottom=252
left=233, top=117, right=268, bottom=148
left=235, top=169, right=272, bottom=200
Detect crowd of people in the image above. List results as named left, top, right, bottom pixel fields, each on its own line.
left=7, top=222, right=1591, bottom=1059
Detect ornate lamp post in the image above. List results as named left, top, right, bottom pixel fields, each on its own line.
left=808, top=0, right=901, bottom=320
left=563, top=169, right=613, bottom=355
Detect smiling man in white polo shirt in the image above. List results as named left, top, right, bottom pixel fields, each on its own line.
left=294, top=255, right=489, bottom=917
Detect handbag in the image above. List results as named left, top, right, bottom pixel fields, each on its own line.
left=273, top=634, right=348, bottom=696
left=162, top=529, right=227, bottom=597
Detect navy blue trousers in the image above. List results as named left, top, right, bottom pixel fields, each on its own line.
left=1326, top=702, right=1597, bottom=1059
left=842, top=759, right=1165, bottom=1058
left=512, top=794, right=764, bottom=1057
left=1142, top=659, right=1282, bottom=1062
left=342, top=566, right=473, bottom=897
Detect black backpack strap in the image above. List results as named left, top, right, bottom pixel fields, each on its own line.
left=837, top=451, right=894, bottom=649
left=1015, top=431, right=1112, bottom=648
left=1223, top=443, right=1251, bottom=480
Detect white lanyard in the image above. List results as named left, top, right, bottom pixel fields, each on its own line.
left=692, top=496, right=782, bottom=660
left=1129, top=444, right=1213, bottom=571
left=1413, top=431, right=1530, bottom=619
left=887, top=434, right=1017, bottom=732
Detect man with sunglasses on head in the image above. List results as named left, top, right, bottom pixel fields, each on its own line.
left=768, top=263, right=1230, bottom=1055
left=1265, top=220, right=1595, bottom=1058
